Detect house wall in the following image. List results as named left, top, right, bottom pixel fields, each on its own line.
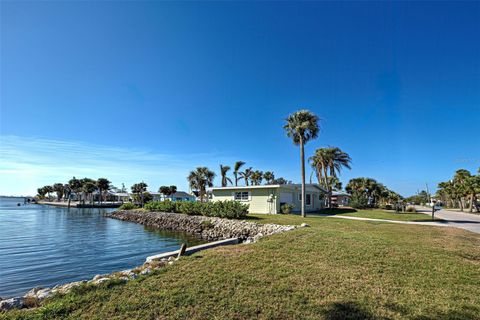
left=278, top=186, right=324, bottom=213
left=213, top=185, right=325, bottom=214
left=212, top=188, right=278, bottom=214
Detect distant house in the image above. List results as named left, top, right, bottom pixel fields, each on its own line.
left=330, top=191, right=350, bottom=207
left=166, top=191, right=196, bottom=202
left=149, top=191, right=196, bottom=202
left=211, top=184, right=326, bottom=214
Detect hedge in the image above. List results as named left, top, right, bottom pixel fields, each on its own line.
left=143, top=200, right=249, bottom=219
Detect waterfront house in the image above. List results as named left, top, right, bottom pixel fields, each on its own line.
left=211, top=184, right=326, bottom=214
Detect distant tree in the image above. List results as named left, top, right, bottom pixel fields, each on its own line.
left=263, top=171, right=275, bottom=185
left=37, top=187, right=47, bottom=199
left=63, top=184, right=72, bottom=208
left=131, top=182, right=148, bottom=207
left=233, top=161, right=246, bottom=186
left=220, top=165, right=233, bottom=187
left=68, top=177, right=82, bottom=205
left=240, top=167, right=253, bottom=186
left=53, top=183, right=65, bottom=201
left=250, top=170, right=264, bottom=186
left=284, top=110, right=320, bottom=217
left=159, top=185, right=177, bottom=200
left=272, top=177, right=292, bottom=185
left=143, top=192, right=153, bottom=204
left=97, top=178, right=111, bottom=204
left=44, top=185, right=54, bottom=201
left=82, top=180, right=97, bottom=204
left=187, top=167, right=215, bottom=202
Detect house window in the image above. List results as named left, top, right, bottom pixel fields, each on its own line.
left=298, top=193, right=312, bottom=206
left=306, top=194, right=312, bottom=206
left=234, top=191, right=250, bottom=201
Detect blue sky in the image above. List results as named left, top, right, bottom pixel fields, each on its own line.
left=1, top=1, right=479, bottom=196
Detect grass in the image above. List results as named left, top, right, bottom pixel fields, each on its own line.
left=2, top=214, right=479, bottom=320
left=318, top=208, right=440, bottom=222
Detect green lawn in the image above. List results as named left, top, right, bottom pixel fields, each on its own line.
left=3, top=215, right=479, bottom=320
left=319, top=208, right=439, bottom=222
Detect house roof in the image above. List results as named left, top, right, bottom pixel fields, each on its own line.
left=211, top=184, right=326, bottom=192
left=332, top=191, right=350, bottom=197
left=171, top=191, right=195, bottom=198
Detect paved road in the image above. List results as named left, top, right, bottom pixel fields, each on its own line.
left=416, top=206, right=480, bottom=234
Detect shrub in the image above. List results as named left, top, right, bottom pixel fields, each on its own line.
left=177, top=201, right=197, bottom=215
left=144, top=200, right=176, bottom=212
left=405, top=205, right=416, bottom=213
left=144, top=200, right=249, bottom=219
left=281, top=204, right=294, bottom=214
left=119, top=203, right=139, bottom=210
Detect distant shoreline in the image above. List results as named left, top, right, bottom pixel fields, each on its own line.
left=37, top=200, right=122, bottom=208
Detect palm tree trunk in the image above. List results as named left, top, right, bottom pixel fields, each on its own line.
left=300, top=138, right=305, bottom=218
left=469, top=193, right=474, bottom=212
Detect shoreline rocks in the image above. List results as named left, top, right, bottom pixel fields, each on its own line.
left=107, top=210, right=296, bottom=243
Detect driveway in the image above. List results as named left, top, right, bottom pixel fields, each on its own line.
left=416, top=206, right=480, bottom=234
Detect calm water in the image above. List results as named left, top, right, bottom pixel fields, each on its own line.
left=0, top=197, right=204, bottom=298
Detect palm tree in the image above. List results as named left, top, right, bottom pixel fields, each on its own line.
left=220, top=165, right=233, bottom=187
left=251, top=170, right=264, bottom=186
left=97, top=178, right=111, bottom=204
left=284, top=110, right=320, bottom=217
left=240, top=167, right=253, bottom=186
left=453, top=169, right=471, bottom=211
left=131, top=182, right=148, bottom=207
left=82, top=181, right=97, bottom=204
left=187, top=167, right=216, bottom=202
left=233, top=161, right=246, bottom=186
left=263, top=171, right=275, bottom=184
left=310, top=147, right=351, bottom=208
left=159, top=185, right=177, bottom=200
left=68, top=177, right=82, bottom=208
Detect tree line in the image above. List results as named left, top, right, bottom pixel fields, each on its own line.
left=436, top=168, right=480, bottom=212
left=345, top=177, right=402, bottom=209
left=36, top=178, right=180, bottom=207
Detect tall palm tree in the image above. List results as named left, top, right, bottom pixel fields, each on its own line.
left=233, top=161, right=246, bottom=186
left=220, top=165, right=233, bottom=187
left=309, top=147, right=351, bottom=208
left=251, top=170, right=264, bottom=186
left=240, top=167, right=253, bottom=186
left=453, top=169, right=471, bottom=211
left=284, top=110, right=320, bottom=217
left=263, top=171, right=275, bottom=184
left=187, top=167, right=216, bottom=202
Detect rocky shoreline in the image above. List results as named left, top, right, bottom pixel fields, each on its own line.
left=0, top=211, right=299, bottom=311
left=108, top=210, right=297, bottom=243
